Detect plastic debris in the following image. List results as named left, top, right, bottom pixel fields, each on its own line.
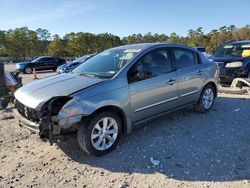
left=150, top=157, right=160, bottom=166
left=233, top=108, right=240, bottom=112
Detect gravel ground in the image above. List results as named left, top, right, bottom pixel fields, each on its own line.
left=1, top=64, right=250, bottom=188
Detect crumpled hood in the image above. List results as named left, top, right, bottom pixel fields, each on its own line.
left=14, top=73, right=104, bottom=109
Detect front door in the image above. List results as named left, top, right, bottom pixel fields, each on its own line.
left=128, top=48, right=178, bottom=123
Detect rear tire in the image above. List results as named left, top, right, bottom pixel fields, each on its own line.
left=77, top=111, right=122, bottom=156
left=194, top=85, right=215, bottom=113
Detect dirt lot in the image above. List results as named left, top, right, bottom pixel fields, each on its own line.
left=1, top=64, right=250, bottom=188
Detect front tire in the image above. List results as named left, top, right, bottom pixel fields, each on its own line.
left=24, top=67, right=33, bottom=74
left=77, top=111, right=122, bottom=156
left=194, top=85, right=215, bottom=113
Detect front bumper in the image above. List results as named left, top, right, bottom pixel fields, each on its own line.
left=13, top=108, right=40, bottom=133
left=219, top=67, right=248, bottom=83
left=16, top=68, right=24, bottom=72
left=13, top=108, right=58, bottom=144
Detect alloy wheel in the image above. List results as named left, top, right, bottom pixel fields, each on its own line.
left=25, top=67, right=32, bottom=74
left=202, top=88, right=214, bottom=109
left=91, top=117, right=118, bottom=151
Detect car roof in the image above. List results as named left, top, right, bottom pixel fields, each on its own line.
left=193, top=46, right=205, bottom=49
left=229, top=40, right=250, bottom=45
left=109, top=43, right=194, bottom=51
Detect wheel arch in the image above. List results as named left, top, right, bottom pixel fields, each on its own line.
left=203, top=81, right=217, bottom=97
left=91, top=105, right=129, bottom=135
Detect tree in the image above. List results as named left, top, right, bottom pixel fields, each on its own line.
left=48, top=35, right=66, bottom=57
left=36, top=28, right=51, bottom=55
left=0, top=30, right=7, bottom=56
left=1, top=25, right=250, bottom=60
left=5, top=27, right=30, bottom=60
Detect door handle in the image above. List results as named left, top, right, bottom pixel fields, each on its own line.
left=167, top=79, right=176, bottom=85
left=197, top=70, right=203, bottom=75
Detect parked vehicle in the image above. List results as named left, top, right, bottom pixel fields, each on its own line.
left=16, top=56, right=66, bottom=74
left=57, top=54, right=95, bottom=74
left=209, top=40, right=250, bottom=83
left=13, top=43, right=219, bottom=156
left=193, top=46, right=208, bottom=57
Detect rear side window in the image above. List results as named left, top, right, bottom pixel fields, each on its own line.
left=173, top=48, right=196, bottom=69
left=43, top=57, right=54, bottom=61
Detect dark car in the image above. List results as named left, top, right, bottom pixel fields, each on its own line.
left=56, top=54, right=95, bottom=74
left=209, top=40, right=250, bottom=83
left=16, top=56, right=66, bottom=74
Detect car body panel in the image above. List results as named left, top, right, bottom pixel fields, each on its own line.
left=13, top=43, right=219, bottom=137
left=14, top=73, right=105, bottom=109
left=176, top=65, right=203, bottom=105
left=209, top=40, right=250, bottom=83
left=57, top=54, right=95, bottom=74
left=16, top=56, right=66, bottom=73
left=129, top=71, right=178, bottom=122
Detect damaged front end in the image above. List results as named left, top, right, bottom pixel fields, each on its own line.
left=13, top=96, right=84, bottom=144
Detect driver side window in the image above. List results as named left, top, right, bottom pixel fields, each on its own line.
left=128, top=49, right=172, bottom=84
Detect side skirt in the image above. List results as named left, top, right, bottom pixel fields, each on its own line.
left=132, top=102, right=196, bottom=127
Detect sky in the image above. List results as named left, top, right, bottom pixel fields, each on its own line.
left=0, top=0, right=250, bottom=38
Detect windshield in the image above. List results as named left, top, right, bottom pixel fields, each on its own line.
left=72, top=48, right=141, bottom=78
left=214, top=43, right=250, bottom=57
left=31, top=57, right=41, bottom=63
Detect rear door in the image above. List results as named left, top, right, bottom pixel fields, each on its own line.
left=128, top=48, right=178, bottom=123
left=171, top=47, right=204, bottom=106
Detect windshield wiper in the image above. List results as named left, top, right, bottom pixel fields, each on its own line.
left=79, top=73, right=97, bottom=78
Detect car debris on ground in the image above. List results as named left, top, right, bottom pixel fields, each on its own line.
left=219, top=78, right=250, bottom=95
left=0, top=62, right=22, bottom=110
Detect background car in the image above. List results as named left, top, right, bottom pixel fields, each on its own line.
left=193, top=46, right=208, bottom=57
left=56, top=54, right=95, bottom=74
left=16, top=56, right=66, bottom=74
left=13, top=43, right=219, bottom=156
left=209, top=40, right=250, bottom=84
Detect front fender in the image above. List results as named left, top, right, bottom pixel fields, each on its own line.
left=57, top=87, right=132, bottom=133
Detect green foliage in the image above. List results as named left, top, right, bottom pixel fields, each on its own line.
left=1, top=25, right=250, bottom=61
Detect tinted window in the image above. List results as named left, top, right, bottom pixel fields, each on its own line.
left=45, top=57, right=54, bottom=61
left=173, top=48, right=196, bottom=69
left=128, top=49, right=172, bottom=83
left=39, top=57, right=53, bottom=62
left=37, top=58, right=45, bottom=62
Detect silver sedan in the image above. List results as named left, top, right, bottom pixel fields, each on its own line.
left=13, top=43, right=219, bottom=156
